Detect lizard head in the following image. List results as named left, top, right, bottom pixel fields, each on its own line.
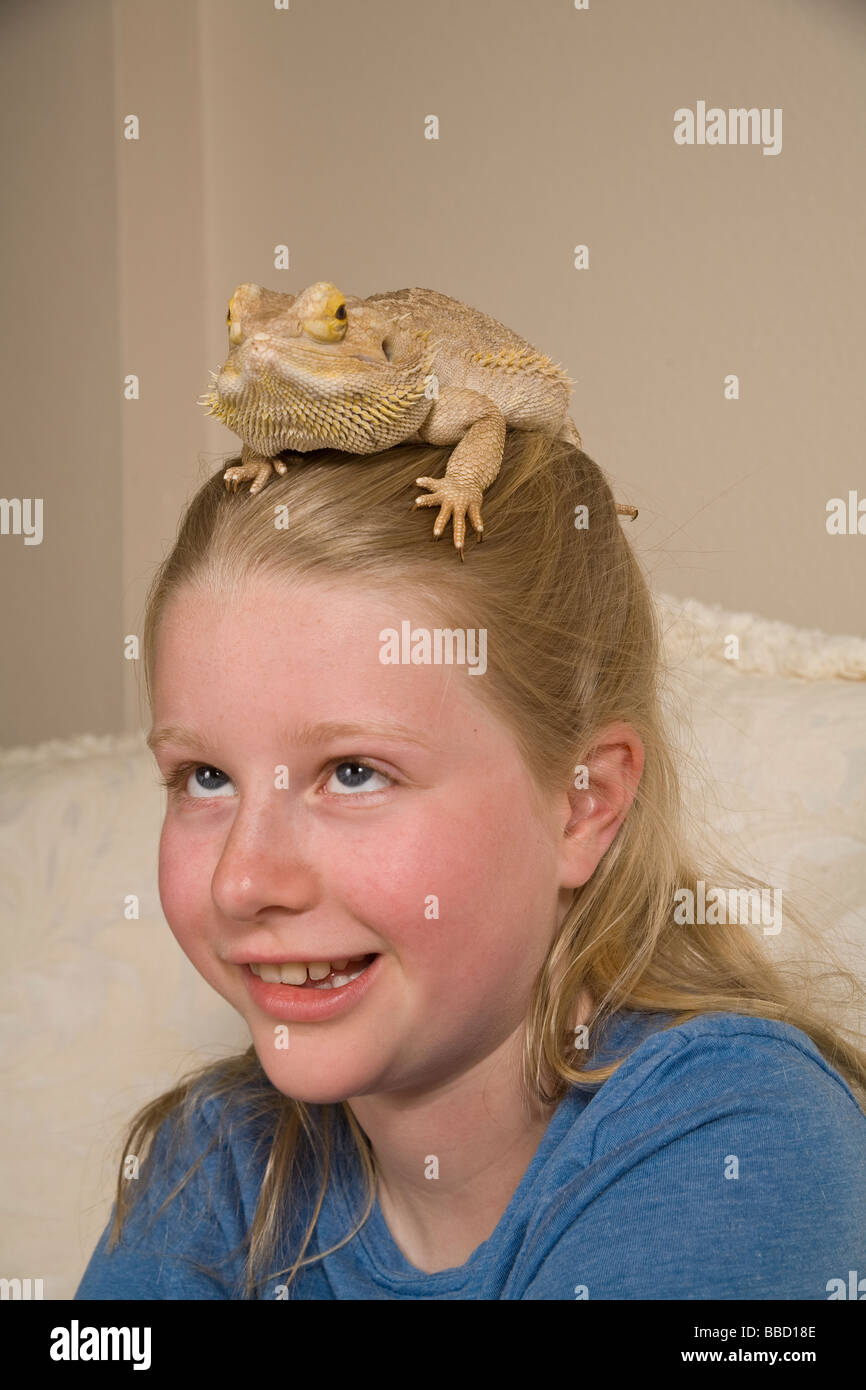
left=200, top=281, right=435, bottom=455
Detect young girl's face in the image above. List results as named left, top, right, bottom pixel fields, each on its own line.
left=150, top=575, right=574, bottom=1104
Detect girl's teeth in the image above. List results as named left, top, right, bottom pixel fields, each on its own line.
left=306, top=962, right=332, bottom=981
left=312, top=963, right=368, bottom=990
left=279, top=962, right=307, bottom=985
left=250, top=957, right=372, bottom=987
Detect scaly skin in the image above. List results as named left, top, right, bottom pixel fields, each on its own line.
left=200, top=281, right=637, bottom=557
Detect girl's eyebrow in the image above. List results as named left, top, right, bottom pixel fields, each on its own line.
left=146, top=719, right=435, bottom=754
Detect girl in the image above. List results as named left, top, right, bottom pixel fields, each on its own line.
left=76, top=432, right=866, bottom=1299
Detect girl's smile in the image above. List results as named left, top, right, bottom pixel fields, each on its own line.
left=240, top=950, right=385, bottom=1021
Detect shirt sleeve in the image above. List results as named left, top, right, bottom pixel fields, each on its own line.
left=75, top=1097, right=245, bottom=1301
left=519, top=1025, right=866, bottom=1300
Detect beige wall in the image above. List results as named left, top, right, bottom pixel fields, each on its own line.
left=2, top=0, right=864, bottom=748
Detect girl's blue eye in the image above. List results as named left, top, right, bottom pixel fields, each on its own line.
left=325, top=761, right=390, bottom=795
left=185, top=765, right=234, bottom=798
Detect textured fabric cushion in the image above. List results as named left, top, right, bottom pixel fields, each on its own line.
left=0, top=733, right=250, bottom=1300
left=657, top=595, right=866, bottom=988
left=1, top=590, right=864, bottom=1298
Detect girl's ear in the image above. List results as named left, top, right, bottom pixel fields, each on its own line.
left=557, top=722, right=645, bottom=890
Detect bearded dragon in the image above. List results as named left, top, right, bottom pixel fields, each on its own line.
left=200, top=280, right=637, bottom=557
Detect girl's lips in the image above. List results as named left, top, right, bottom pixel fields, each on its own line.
left=240, top=952, right=383, bottom=1022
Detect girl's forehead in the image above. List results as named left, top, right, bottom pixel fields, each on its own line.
left=152, top=578, right=495, bottom=731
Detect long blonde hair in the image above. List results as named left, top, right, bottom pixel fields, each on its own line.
left=110, top=432, right=866, bottom=1296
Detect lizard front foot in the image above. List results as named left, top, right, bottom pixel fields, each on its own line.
left=414, top=476, right=484, bottom=558
left=223, top=450, right=288, bottom=496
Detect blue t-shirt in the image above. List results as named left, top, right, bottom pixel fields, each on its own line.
left=75, top=1010, right=866, bottom=1300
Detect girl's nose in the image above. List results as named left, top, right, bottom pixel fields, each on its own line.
left=210, top=801, right=320, bottom=922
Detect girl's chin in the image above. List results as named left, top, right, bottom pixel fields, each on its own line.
left=254, top=1050, right=373, bottom=1105
left=263, top=1080, right=366, bottom=1107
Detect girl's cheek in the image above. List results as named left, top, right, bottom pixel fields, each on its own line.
left=157, top=821, right=209, bottom=951
left=330, top=809, right=500, bottom=964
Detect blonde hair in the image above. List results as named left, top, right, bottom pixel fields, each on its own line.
left=110, top=432, right=866, bottom=1296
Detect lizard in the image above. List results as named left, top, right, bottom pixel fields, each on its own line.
left=199, top=280, right=638, bottom=558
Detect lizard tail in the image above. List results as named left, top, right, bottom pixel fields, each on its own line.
left=558, top=417, right=583, bottom=449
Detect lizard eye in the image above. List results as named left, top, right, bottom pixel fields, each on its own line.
left=335, top=304, right=347, bottom=320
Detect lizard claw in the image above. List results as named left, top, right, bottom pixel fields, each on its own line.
left=413, top=476, right=484, bottom=554
left=223, top=459, right=275, bottom=496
